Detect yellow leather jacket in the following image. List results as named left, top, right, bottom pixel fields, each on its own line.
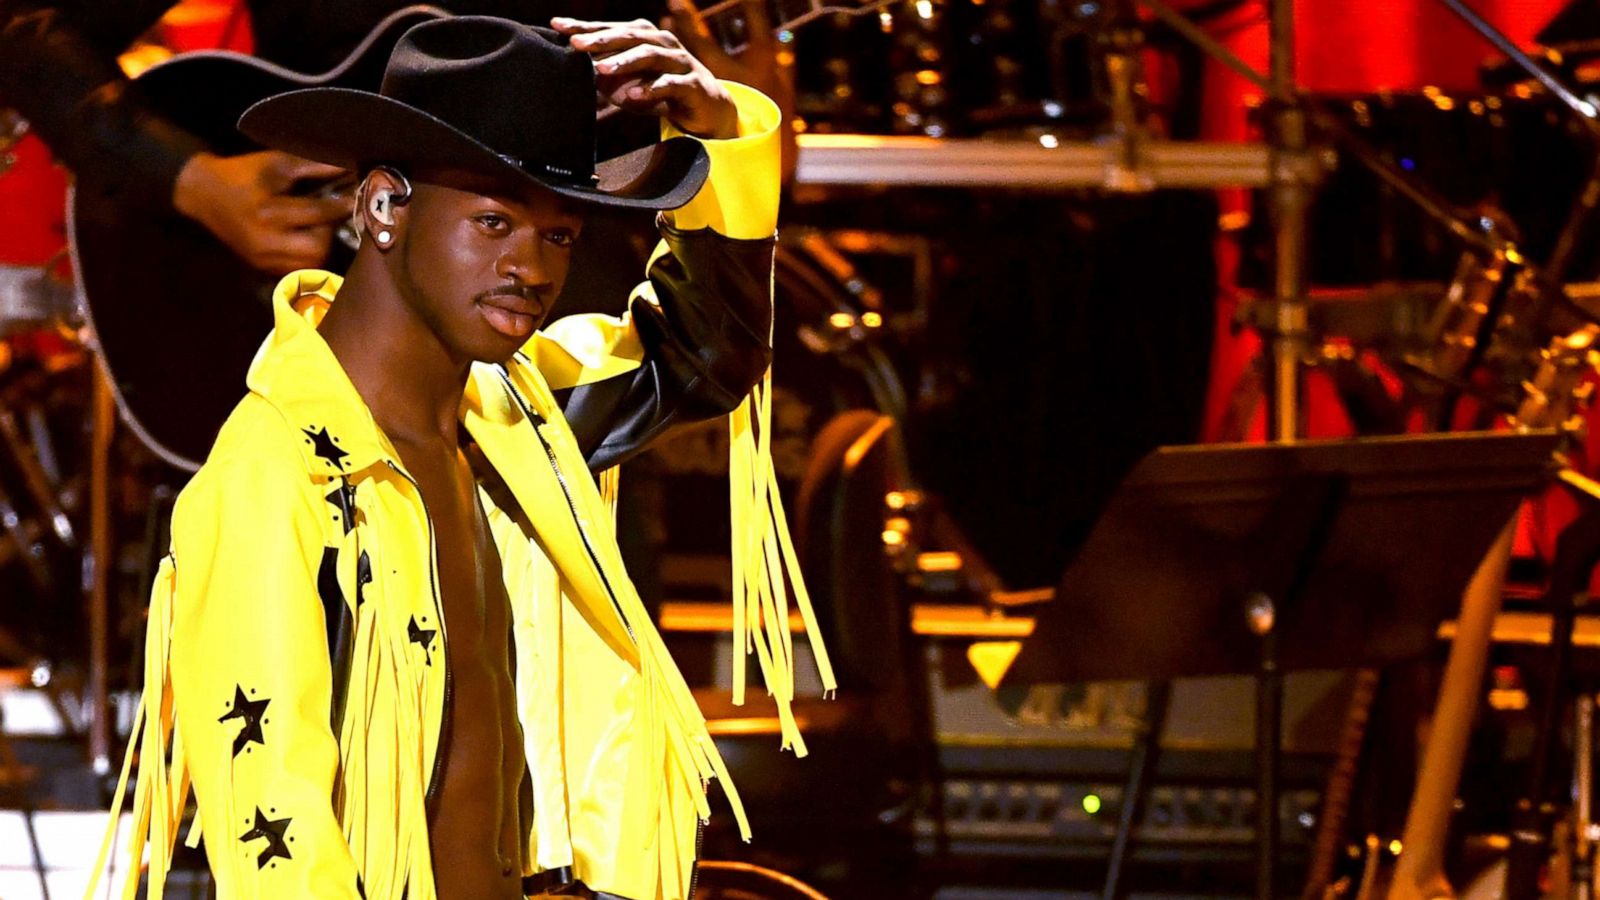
left=93, top=83, right=833, bottom=900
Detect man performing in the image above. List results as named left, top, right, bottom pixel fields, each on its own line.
left=92, top=14, right=824, bottom=900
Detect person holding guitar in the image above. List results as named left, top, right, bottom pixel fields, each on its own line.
left=89, top=12, right=822, bottom=900
left=0, top=0, right=793, bottom=277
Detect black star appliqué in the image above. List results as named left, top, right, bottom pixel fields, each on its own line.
left=239, top=807, right=293, bottom=868
left=303, top=426, right=348, bottom=470
left=218, top=686, right=269, bottom=758
left=325, top=478, right=360, bottom=535
left=408, top=615, right=437, bottom=666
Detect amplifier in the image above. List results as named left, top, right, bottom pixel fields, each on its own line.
left=918, top=772, right=1322, bottom=862
left=921, top=647, right=1345, bottom=861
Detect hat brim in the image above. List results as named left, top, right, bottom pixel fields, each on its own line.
left=238, top=87, right=710, bottom=211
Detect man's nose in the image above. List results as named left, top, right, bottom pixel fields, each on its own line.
left=495, top=232, right=553, bottom=287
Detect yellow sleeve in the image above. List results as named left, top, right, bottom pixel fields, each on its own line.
left=167, top=449, right=361, bottom=899
left=660, top=80, right=781, bottom=239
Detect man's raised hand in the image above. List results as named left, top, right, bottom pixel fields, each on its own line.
left=551, top=17, right=740, bottom=141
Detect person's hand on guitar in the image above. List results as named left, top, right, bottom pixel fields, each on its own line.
left=172, top=150, right=351, bottom=275
left=551, top=15, right=740, bottom=140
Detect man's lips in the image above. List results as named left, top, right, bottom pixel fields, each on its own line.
left=477, top=291, right=544, bottom=339
left=478, top=291, right=543, bottom=318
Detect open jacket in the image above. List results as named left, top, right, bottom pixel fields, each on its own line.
left=95, top=83, right=832, bottom=900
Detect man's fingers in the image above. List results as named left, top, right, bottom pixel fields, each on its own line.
left=601, top=79, right=669, bottom=115
left=551, top=15, right=661, bottom=34
left=258, top=195, right=352, bottom=227
left=640, top=71, right=703, bottom=102
left=566, top=24, right=679, bottom=55
left=262, top=152, right=346, bottom=191
left=595, top=44, right=694, bottom=78
left=549, top=16, right=611, bottom=33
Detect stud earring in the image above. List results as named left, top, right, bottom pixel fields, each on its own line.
left=377, top=230, right=392, bottom=243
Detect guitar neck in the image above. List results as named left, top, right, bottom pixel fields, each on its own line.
left=693, top=0, right=897, bottom=50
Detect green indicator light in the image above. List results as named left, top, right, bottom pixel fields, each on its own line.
left=1082, top=794, right=1102, bottom=815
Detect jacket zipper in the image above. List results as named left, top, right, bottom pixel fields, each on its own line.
left=496, top=369, right=634, bottom=642
left=686, top=819, right=706, bottom=899
left=386, top=460, right=454, bottom=815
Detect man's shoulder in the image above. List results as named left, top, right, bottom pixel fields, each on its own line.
left=175, top=394, right=318, bottom=516
left=207, top=392, right=314, bottom=470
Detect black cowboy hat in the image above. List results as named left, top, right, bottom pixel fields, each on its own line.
left=238, top=15, right=710, bottom=210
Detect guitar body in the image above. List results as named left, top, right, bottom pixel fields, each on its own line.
left=69, top=6, right=446, bottom=470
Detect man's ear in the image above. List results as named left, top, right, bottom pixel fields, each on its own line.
left=357, top=166, right=413, bottom=248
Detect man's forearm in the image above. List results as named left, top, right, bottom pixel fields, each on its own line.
left=0, top=0, right=206, bottom=213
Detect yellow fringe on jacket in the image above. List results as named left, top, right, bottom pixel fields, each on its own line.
left=728, top=373, right=837, bottom=755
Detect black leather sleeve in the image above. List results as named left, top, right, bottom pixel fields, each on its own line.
left=0, top=0, right=205, bottom=213
left=558, top=220, right=776, bottom=473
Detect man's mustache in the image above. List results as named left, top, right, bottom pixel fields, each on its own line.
left=475, top=285, right=543, bottom=304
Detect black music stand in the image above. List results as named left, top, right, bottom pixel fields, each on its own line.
left=1000, top=431, right=1560, bottom=900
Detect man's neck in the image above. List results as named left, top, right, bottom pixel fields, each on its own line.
left=318, top=251, right=470, bottom=447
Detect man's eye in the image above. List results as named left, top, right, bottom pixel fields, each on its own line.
left=544, top=230, right=575, bottom=248
left=475, top=214, right=509, bottom=231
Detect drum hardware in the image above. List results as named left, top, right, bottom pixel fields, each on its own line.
left=25, top=400, right=61, bottom=488
left=0, top=505, right=52, bottom=590
left=792, top=228, right=936, bottom=322
left=87, top=364, right=113, bottom=775
left=1406, top=228, right=1523, bottom=386
left=1398, top=239, right=1541, bottom=430
left=791, top=231, right=888, bottom=311
left=783, top=228, right=928, bottom=419
left=1145, top=0, right=1600, bottom=440
left=1097, top=0, right=1154, bottom=193
left=0, top=327, right=86, bottom=554
left=1480, top=44, right=1581, bottom=92
left=0, top=369, right=65, bottom=594
left=0, top=399, right=76, bottom=548
left=1572, top=692, right=1596, bottom=900
left=1442, top=0, right=1600, bottom=133
left=794, top=131, right=1275, bottom=188
left=0, top=262, right=75, bottom=338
